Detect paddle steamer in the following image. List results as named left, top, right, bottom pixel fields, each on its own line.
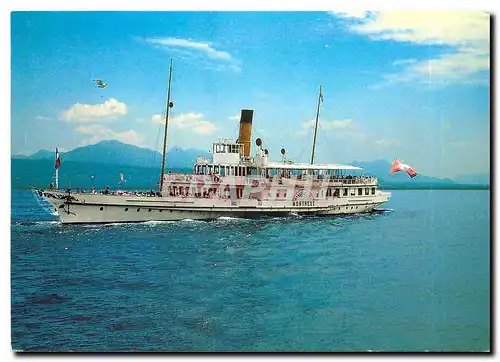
left=37, top=61, right=391, bottom=224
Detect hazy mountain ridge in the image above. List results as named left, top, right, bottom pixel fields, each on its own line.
left=352, top=159, right=458, bottom=186
left=12, top=140, right=210, bottom=169
left=11, top=141, right=489, bottom=189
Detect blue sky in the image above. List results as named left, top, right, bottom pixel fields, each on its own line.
left=11, top=11, right=490, bottom=178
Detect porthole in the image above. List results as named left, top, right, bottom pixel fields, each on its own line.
left=149, top=209, right=152, bottom=212
left=159, top=209, right=163, bottom=212
left=100, top=206, right=103, bottom=211
left=137, top=208, right=140, bottom=212
left=125, top=208, right=128, bottom=211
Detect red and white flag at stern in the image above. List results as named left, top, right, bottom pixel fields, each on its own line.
left=390, top=159, right=417, bottom=178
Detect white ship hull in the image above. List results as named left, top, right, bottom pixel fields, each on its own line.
left=37, top=190, right=390, bottom=224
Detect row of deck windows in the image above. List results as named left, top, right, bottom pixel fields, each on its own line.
left=166, top=186, right=376, bottom=199
left=325, top=187, right=376, bottom=197
left=292, top=201, right=315, bottom=207
left=214, top=143, right=240, bottom=154
left=195, top=164, right=249, bottom=177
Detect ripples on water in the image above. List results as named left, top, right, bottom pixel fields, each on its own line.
left=11, top=190, right=490, bottom=351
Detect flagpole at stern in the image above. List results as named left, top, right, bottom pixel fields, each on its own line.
left=55, top=148, right=59, bottom=190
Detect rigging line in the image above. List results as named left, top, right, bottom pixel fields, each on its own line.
left=149, top=109, right=166, bottom=188
left=152, top=110, right=165, bottom=165
left=318, top=122, right=337, bottom=163
left=251, top=126, right=264, bottom=143
left=295, top=126, right=312, bottom=164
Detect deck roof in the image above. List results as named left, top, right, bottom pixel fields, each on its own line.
left=265, top=162, right=363, bottom=171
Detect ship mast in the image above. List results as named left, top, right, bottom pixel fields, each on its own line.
left=310, top=85, right=323, bottom=165
left=159, top=59, right=174, bottom=192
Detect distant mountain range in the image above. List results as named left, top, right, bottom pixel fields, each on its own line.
left=11, top=140, right=489, bottom=189
left=13, top=140, right=210, bottom=169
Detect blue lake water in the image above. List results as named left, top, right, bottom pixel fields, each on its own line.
left=11, top=189, right=490, bottom=351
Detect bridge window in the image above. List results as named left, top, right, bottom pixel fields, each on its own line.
left=358, top=188, right=362, bottom=195
left=371, top=187, right=376, bottom=195
left=365, top=188, right=369, bottom=195
left=343, top=188, right=348, bottom=196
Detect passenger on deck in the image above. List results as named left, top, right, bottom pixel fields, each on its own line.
left=103, top=186, right=110, bottom=195
left=49, top=183, right=54, bottom=190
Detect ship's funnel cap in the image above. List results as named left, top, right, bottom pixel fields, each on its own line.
left=240, top=109, right=253, bottom=124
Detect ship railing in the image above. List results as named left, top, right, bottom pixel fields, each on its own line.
left=266, top=175, right=378, bottom=185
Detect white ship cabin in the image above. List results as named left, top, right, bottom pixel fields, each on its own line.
left=193, top=139, right=253, bottom=177
left=191, top=140, right=377, bottom=188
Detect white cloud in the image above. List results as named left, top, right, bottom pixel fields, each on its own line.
left=75, top=125, right=143, bottom=146
left=392, top=58, right=417, bottom=66
left=301, top=118, right=355, bottom=131
left=228, top=114, right=240, bottom=121
left=61, top=98, right=128, bottom=122
left=35, top=115, right=52, bottom=121
left=296, top=118, right=361, bottom=137
left=193, top=120, right=216, bottom=135
left=152, top=112, right=216, bottom=135
left=146, top=37, right=232, bottom=60
left=145, top=37, right=241, bottom=73
left=449, top=140, right=474, bottom=148
left=375, top=139, right=401, bottom=147
left=330, top=11, right=490, bottom=86
left=330, top=11, right=370, bottom=20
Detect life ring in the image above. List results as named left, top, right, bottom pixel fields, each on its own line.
left=251, top=179, right=260, bottom=187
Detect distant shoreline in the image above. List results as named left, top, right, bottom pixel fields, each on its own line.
left=12, top=185, right=490, bottom=191
left=382, top=185, right=490, bottom=190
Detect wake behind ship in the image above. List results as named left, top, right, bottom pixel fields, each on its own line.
left=37, top=61, right=391, bottom=224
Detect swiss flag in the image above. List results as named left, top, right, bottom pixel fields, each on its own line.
left=390, top=159, right=417, bottom=178
left=55, top=148, right=61, bottom=169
